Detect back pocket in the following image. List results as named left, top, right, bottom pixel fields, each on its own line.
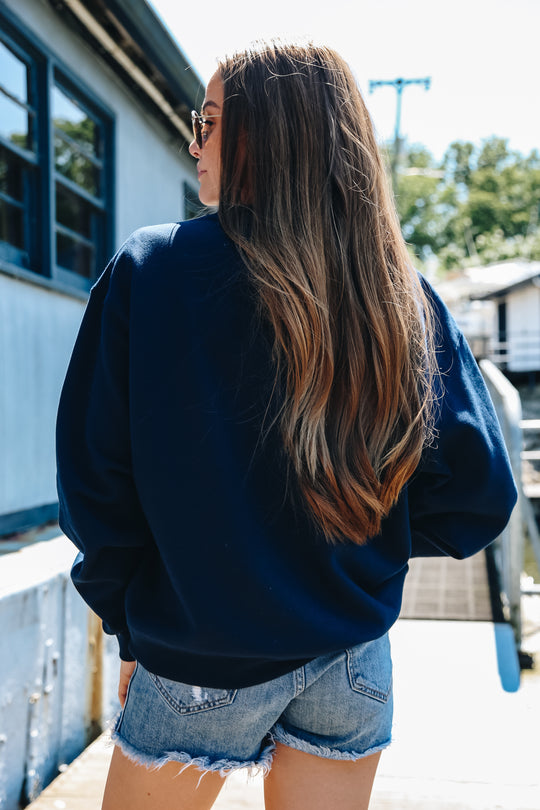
left=346, top=634, right=392, bottom=704
left=148, top=671, right=237, bottom=716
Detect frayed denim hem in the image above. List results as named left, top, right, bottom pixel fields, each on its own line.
left=109, top=726, right=276, bottom=779
left=270, top=723, right=392, bottom=762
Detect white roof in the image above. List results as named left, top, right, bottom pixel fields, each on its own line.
left=434, top=261, right=540, bottom=304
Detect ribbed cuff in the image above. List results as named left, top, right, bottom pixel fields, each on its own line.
left=117, top=632, right=134, bottom=661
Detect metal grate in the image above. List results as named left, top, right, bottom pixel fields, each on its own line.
left=400, top=551, right=495, bottom=621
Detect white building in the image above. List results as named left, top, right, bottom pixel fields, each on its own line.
left=0, top=0, right=205, bottom=538
left=434, top=261, right=540, bottom=361
left=475, top=270, right=540, bottom=374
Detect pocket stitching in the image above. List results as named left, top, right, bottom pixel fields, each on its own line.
left=346, top=646, right=391, bottom=704
left=148, top=672, right=238, bottom=715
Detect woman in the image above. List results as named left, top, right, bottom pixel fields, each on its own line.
left=56, top=43, right=517, bottom=810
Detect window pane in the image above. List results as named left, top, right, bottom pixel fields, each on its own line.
left=56, top=231, right=93, bottom=278
left=0, top=40, right=28, bottom=102
left=0, top=93, right=29, bottom=148
left=55, top=183, right=93, bottom=237
left=54, top=133, right=99, bottom=195
left=55, top=182, right=101, bottom=279
left=0, top=198, right=24, bottom=249
left=0, top=145, right=24, bottom=201
left=0, top=140, right=35, bottom=269
left=52, top=85, right=99, bottom=156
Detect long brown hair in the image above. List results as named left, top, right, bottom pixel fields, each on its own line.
left=217, top=42, right=437, bottom=544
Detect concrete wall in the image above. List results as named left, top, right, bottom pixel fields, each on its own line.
left=0, top=536, right=118, bottom=810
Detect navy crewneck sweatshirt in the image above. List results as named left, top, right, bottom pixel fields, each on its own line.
left=56, top=214, right=517, bottom=688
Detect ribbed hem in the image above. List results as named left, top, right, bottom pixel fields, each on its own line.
left=116, top=632, right=133, bottom=661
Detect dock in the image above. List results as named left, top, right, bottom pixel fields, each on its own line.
left=26, top=553, right=540, bottom=810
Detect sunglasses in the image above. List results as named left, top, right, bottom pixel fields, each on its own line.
left=191, top=111, right=221, bottom=149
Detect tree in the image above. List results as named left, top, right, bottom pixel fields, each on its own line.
left=393, top=137, right=540, bottom=273
left=53, top=116, right=99, bottom=195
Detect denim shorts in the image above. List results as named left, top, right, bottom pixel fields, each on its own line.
left=111, top=633, right=393, bottom=776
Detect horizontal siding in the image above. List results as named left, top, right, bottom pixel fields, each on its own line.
left=1, top=0, right=202, bottom=526
left=0, top=274, right=84, bottom=518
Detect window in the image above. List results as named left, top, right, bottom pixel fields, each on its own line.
left=0, top=16, right=113, bottom=291
left=0, top=38, right=37, bottom=270
left=52, top=82, right=107, bottom=284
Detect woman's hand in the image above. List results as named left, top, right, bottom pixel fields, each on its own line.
left=118, top=659, right=137, bottom=708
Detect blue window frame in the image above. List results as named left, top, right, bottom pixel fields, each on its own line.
left=0, top=11, right=113, bottom=292
left=0, top=36, right=38, bottom=271
left=52, top=78, right=109, bottom=289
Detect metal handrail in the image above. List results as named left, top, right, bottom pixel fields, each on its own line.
left=480, top=359, right=524, bottom=646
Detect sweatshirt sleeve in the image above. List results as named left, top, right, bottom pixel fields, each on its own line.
left=56, top=245, right=154, bottom=660
left=407, top=286, right=518, bottom=559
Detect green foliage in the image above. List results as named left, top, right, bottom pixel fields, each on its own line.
left=9, top=132, right=28, bottom=150
left=393, top=136, right=540, bottom=273
left=53, top=117, right=99, bottom=196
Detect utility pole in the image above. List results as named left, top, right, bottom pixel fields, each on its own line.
left=369, top=77, right=431, bottom=189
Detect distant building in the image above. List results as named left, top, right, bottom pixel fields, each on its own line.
left=473, top=269, right=540, bottom=374
left=0, top=0, right=205, bottom=537
left=434, top=261, right=540, bottom=361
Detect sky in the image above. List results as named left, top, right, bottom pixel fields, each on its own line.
left=148, top=0, right=539, bottom=163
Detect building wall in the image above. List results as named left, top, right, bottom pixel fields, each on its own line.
left=1, top=2, right=198, bottom=802
left=507, top=285, right=540, bottom=372
left=1, top=0, right=201, bottom=530
left=0, top=275, right=84, bottom=520
left=445, top=298, right=494, bottom=359
left=9, top=0, right=199, bottom=241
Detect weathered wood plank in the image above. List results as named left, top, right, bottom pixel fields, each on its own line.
left=26, top=734, right=111, bottom=810
left=521, top=419, right=540, bottom=430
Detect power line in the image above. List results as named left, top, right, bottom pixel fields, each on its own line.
left=369, top=77, right=431, bottom=188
